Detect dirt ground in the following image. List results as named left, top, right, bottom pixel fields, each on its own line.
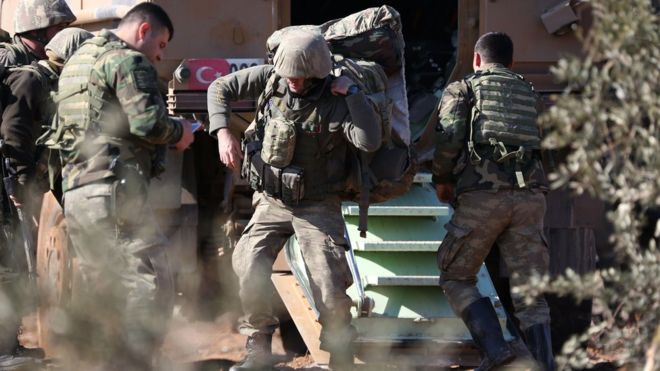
left=20, top=311, right=337, bottom=371
left=20, top=310, right=620, bottom=371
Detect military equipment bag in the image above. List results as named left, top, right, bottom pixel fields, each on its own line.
left=465, top=67, right=541, bottom=188
left=267, top=5, right=411, bottom=144
left=265, top=8, right=415, bottom=234
left=320, top=5, right=404, bottom=76
left=329, top=55, right=414, bottom=204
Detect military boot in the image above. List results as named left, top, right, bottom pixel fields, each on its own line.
left=461, top=297, right=516, bottom=371
left=328, top=347, right=354, bottom=371
left=229, top=333, right=273, bottom=371
left=523, top=323, right=555, bottom=371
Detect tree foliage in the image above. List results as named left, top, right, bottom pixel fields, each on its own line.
left=516, top=0, right=659, bottom=369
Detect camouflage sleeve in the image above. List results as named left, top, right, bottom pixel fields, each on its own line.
left=432, top=80, right=470, bottom=184
left=103, top=50, right=182, bottom=145
left=342, top=91, right=382, bottom=152
left=207, top=65, right=274, bottom=136
left=0, top=47, right=16, bottom=67
left=0, top=70, right=47, bottom=184
left=0, top=40, right=35, bottom=67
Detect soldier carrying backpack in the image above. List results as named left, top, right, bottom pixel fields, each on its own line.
left=208, top=28, right=381, bottom=371
left=267, top=5, right=416, bottom=236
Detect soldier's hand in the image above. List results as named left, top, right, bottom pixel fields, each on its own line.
left=331, top=75, right=356, bottom=96
left=174, top=119, right=195, bottom=151
left=435, top=183, right=455, bottom=204
left=217, top=128, right=243, bottom=171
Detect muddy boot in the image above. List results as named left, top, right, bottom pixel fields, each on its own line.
left=461, top=297, right=516, bottom=371
left=229, top=333, right=273, bottom=371
left=523, top=323, right=555, bottom=371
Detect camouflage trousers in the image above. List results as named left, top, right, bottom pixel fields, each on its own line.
left=62, top=181, right=174, bottom=370
left=437, top=189, right=550, bottom=329
left=232, top=192, right=355, bottom=351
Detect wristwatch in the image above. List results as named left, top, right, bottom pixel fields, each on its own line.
left=347, top=84, right=359, bottom=96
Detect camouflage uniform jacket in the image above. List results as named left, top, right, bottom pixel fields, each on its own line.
left=207, top=65, right=381, bottom=198
left=0, top=35, right=38, bottom=67
left=432, top=64, right=548, bottom=194
left=0, top=61, right=57, bottom=186
left=54, top=29, right=182, bottom=192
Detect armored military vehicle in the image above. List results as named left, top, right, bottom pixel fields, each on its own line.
left=0, top=0, right=600, bottom=367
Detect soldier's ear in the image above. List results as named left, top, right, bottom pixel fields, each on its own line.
left=472, top=52, right=481, bottom=71
left=137, top=22, right=151, bottom=42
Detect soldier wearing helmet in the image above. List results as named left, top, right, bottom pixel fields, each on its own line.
left=43, top=4, right=194, bottom=369
left=0, top=0, right=76, bottom=67
left=207, top=28, right=382, bottom=371
left=0, top=27, right=90, bottom=370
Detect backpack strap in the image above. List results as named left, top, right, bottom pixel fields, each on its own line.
left=465, top=72, right=483, bottom=165
left=254, top=69, right=280, bottom=126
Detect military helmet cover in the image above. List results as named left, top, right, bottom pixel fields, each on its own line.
left=273, top=29, right=331, bottom=79
left=45, top=27, right=92, bottom=62
left=14, top=0, right=77, bottom=34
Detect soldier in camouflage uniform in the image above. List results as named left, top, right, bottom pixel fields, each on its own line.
left=0, top=0, right=76, bottom=67
left=433, top=32, right=555, bottom=370
left=44, top=4, right=194, bottom=370
left=208, top=29, right=381, bottom=371
left=0, top=27, right=91, bottom=370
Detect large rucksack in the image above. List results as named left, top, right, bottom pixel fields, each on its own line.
left=265, top=6, right=415, bottom=236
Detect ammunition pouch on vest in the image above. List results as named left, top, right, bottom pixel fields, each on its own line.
left=242, top=139, right=305, bottom=205
left=261, top=116, right=296, bottom=168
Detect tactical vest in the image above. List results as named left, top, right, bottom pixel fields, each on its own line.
left=43, top=31, right=154, bottom=192
left=466, top=66, right=540, bottom=151
left=244, top=72, right=347, bottom=202
left=464, top=66, right=542, bottom=188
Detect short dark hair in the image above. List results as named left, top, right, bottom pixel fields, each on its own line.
left=474, top=32, right=514, bottom=66
left=120, top=3, right=174, bottom=41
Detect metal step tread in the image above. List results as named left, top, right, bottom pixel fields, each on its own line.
left=355, top=240, right=442, bottom=252
left=344, top=216, right=450, bottom=245
left=364, top=275, right=440, bottom=286
left=342, top=184, right=450, bottom=217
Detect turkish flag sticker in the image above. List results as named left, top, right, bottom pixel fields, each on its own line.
left=186, top=59, right=231, bottom=90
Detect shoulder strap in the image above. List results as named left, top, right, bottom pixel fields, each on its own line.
left=42, top=37, right=124, bottom=148
left=255, top=69, right=280, bottom=124
left=463, top=74, right=482, bottom=165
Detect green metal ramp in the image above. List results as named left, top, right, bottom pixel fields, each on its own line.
left=281, top=174, right=512, bottom=367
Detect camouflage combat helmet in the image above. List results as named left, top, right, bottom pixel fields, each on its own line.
left=45, top=27, right=92, bottom=62
left=273, top=29, right=331, bottom=79
left=14, top=0, right=76, bottom=34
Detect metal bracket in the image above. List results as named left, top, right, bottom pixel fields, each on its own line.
left=541, top=0, right=579, bottom=35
